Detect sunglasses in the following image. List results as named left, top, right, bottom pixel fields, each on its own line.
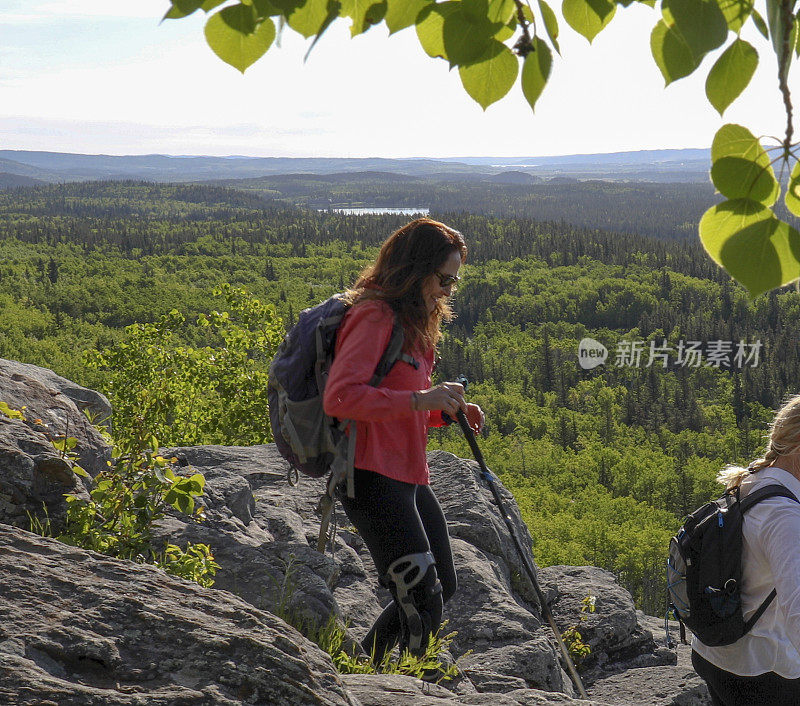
left=434, top=271, right=461, bottom=288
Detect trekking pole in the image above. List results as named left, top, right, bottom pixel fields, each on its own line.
left=451, top=396, right=588, bottom=699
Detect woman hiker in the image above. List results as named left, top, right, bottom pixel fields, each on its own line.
left=692, top=394, right=800, bottom=705
left=323, top=217, right=485, bottom=663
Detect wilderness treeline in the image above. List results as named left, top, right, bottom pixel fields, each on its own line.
left=219, top=173, right=716, bottom=241
left=2, top=180, right=798, bottom=615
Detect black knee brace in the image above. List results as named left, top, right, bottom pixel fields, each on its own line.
left=384, top=551, right=443, bottom=656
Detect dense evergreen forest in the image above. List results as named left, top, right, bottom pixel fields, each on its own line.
left=2, top=180, right=798, bottom=615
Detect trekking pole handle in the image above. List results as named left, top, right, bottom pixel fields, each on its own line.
left=442, top=374, right=470, bottom=426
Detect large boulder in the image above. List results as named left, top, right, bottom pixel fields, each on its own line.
left=153, top=444, right=679, bottom=699
left=0, top=415, right=89, bottom=530
left=342, top=673, right=612, bottom=705
left=539, top=566, right=675, bottom=683
left=0, top=523, right=357, bottom=706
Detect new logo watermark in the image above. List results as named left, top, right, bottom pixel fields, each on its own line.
left=577, top=339, right=762, bottom=369
left=578, top=338, right=608, bottom=370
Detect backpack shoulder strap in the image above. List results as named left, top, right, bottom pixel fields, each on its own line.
left=743, top=589, right=778, bottom=634
left=369, top=313, right=416, bottom=385
left=740, top=483, right=799, bottom=513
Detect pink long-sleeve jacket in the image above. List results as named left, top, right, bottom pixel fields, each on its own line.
left=323, top=299, right=445, bottom=485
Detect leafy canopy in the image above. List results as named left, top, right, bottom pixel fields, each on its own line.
left=164, top=0, right=800, bottom=297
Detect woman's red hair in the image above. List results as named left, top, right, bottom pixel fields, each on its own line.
left=346, top=218, right=467, bottom=351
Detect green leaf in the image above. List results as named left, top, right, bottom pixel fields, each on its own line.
left=538, top=0, right=561, bottom=54
left=650, top=18, right=700, bottom=84
left=189, top=473, right=206, bottom=491
left=712, top=156, right=779, bottom=204
left=175, top=493, right=194, bottom=514
left=462, top=0, right=489, bottom=22
left=416, top=2, right=460, bottom=60
left=444, top=7, right=499, bottom=65
left=710, top=124, right=779, bottom=205
left=487, top=0, right=517, bottom=24
left=786, top=160, right=800, bottom=216
left=751, top=8, right=769, bottom=38
left=458, top=40, right=518, bottom=109
left=521, top=37, right=552, bottom=112
left=796, top=10, right=800, bottom=56
left=562, top=0, right=616, bottom=42
left=286, top=0, right=336, bottom=38
left=385, top=0, right=432, bottom=33
left=493, top=19, right=517, bottom=42
left=164, top=0, right=205, bottom=20
left=766, top=0, right=785, bottom=57
left=705, top=38, right=758, bottom=115
left=667, top=0, right=728, bottom=58
left=252, top=0, right=283, bottom=17
left=716, top=0, right=753, bottom=32
left=700, top=199, right=800, bottom=296
left=0, top=401, right=24, bottom=420
left=71, top=465, right=90, bottom=478
left=205, top=6, right=276, bottom=73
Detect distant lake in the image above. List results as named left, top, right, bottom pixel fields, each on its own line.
left=319, top=207, right=430, bottom=216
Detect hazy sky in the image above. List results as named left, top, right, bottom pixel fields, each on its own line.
left=0, top=0, right=790, bottom=158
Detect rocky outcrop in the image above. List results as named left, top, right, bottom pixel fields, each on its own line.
left=0, top=359, right=111, bottom=479
left=0, top=414, right=90, bottom=530
left=540, top=566, right=675, bottom=682
left=0, top=360, right=709, bottom=705
left=0, top=360, right=111, bottom=532
left=0, top=358, right=111, bottom=423
left=0, top=524, right=356, bottom=706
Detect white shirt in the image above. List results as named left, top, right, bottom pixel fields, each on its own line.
left=692, top=467, right=800, bottom=678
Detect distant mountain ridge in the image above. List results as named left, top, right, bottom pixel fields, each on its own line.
left=0, top=148, right=710, bottom=184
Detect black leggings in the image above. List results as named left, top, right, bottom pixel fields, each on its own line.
left=692, top=650, right=800, bottom=705
left=339, top=467, right=457, bottom=659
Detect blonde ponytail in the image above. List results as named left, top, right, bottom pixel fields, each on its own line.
left=716, top=464, right=752, bottom=490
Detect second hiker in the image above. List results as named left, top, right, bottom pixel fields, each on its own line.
left=691, top=394, right=800, bottom=705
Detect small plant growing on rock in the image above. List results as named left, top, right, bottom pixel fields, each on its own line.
left=561, top=594, right=596, bottom=669
left=3, top=397, right=220, bottom=589
left=0, top=400, right=25, bottom=420
left=58, top=417, right=217, bottom=585
left=310, top=614, right=461, bottom=684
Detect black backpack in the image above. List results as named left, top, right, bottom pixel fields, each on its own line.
left=667, top=483, right=799, bottom=646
